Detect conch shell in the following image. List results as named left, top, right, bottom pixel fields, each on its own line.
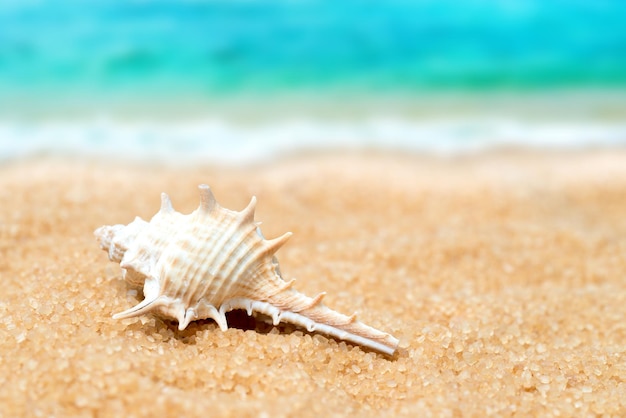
left=95, top=185, right=399, bottom=355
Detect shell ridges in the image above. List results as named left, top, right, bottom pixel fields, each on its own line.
left=95, top=185, right=399, bottom=355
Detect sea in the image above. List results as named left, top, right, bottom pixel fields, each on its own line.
left=1, top=0, right=625, bottom=164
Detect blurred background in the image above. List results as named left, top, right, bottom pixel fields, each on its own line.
left=0, top=0, right=625, bottom=164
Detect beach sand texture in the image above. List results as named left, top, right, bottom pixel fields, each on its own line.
left=1, top=152, right=625, bottom=417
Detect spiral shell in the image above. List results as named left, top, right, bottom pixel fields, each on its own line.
left=95, top=185, right=399, bottom=355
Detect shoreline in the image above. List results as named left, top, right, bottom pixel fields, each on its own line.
left=1, top=114, right=625, bottom=167
left=2, top=88, right=626, bottom=121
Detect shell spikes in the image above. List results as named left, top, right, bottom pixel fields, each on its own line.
left=198, top=184, right=217, bottom=214
left=94, top=185, right=399, bottom=355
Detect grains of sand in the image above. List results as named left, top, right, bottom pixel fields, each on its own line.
left=1, top=152, right=625, bottom=417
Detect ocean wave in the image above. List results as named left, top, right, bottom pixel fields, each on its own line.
left=1, top=117, right=625, bottom=165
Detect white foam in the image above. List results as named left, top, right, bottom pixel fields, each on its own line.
left=1, top=116, right=625, bottom=165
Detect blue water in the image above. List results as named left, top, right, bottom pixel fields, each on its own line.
left=1, top=0, right=625, bottom=100
left=1, top=0, right=626, bottom=163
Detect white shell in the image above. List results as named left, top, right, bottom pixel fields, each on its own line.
left=95, top=185, right=399, bottom=355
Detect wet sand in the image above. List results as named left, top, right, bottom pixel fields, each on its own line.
left=1, top=151, right=625, bottom=417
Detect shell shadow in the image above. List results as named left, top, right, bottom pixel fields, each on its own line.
left=161, top=309, right=303, bottom=337
left=159, top=309, right=399, bottom=358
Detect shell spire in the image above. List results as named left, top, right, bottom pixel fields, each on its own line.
left=94, top=185, right=399, bottom=355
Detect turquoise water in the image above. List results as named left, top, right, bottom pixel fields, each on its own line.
left=1, top=0, right=626, bottom=101
left=1, top=0, right=625, bottom=162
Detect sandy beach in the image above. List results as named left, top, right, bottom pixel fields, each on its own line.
left=1, top=151, right=625, bottom=417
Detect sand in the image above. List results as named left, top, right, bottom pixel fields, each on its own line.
left=1, top=151, right=625, bottom=417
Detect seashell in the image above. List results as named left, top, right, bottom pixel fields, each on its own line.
left=95, top=185, right=399, bottom=355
